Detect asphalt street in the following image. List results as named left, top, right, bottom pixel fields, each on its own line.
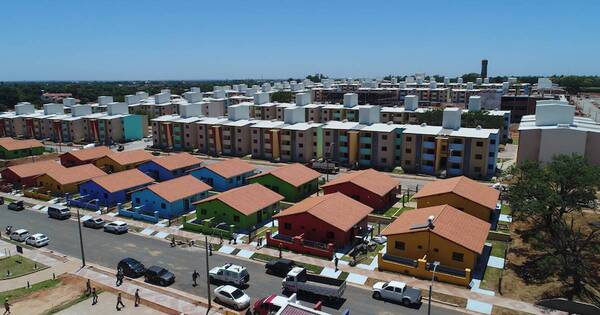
left=0, top=207, right=466, bottom=315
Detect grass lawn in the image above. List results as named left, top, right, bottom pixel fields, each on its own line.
left=0, top=279, right=61, bottom=302
left=338, top=271, right=349, bottom=280
left=253, top=225, right=278, bottom=239
left=488, top=240, right=508, bottom=258
left=0, top=256, right=46, bottom=280
left=250, top=252, right=275, bottom=262
left=480, top=266, right=503, bottom=291
left=296, top=262, right=323, bottom=274
left=500, top=204, right=511, bottom=215
left=382, top=206, right=414, bottom=218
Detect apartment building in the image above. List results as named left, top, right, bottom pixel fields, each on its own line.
left=151, top=103, right=203, bottom=151
left=128, top=91, right=180, bottom=117
left=221, top=104, right=254, bottom=157
left=250, top=120, right=286, bottom=160
left=83, top=102, right=148, bottom=144
left=322, top=120, right=363, bottom=165
left=196, top=117, right=229, bottom=155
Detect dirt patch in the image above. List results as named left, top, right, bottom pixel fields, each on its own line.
left=9, top=274, right=85, bottom=315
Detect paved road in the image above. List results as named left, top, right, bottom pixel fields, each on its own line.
left=0, top=208, right=465, bottom=315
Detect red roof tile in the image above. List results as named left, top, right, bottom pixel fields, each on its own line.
left=5, top=160, right=64, bottom=178
left=320, top=169, right=399, bottom=196
left=203, top=158, right=256, bottom=179
left=61, top=146, right=112, bottom=163
left=412, top=176, right=499, bottom=210
left=106, top=150, right=154, bottom=166
left=90, top=169, right=154, bottom=193
left=0, top=138, right=44, bottom=151
left=150, top=152, right=201, bottom=171
left=147, top=175, right=211, bottom=202
left=43, top=164, right=106, bottom=185
left=248, top=163, right=320, bottom=187
left=194, top=183, right=283, bottom=216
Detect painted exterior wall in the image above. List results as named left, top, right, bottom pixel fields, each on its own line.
left=94, top=157, right=142, bottom=173
left=322, top=182, right=395, bottom=212
left=137, top=161, right=200, bottom=181
left=0, top=169, right=38, bottom=187
left=248, top=174, right=318, bottom=202
left=415, top=193, right=493, bottom=222
left=131, top=189, right=208, bottom=219
left=516, top=129, right=541, bottom=164
left=0, top=146, right=44, bottom=159
left=189, top=168, right=254, bottom=192
left=79, top=181, right=150, bottom=206
left=276, top=212, right=368, bottom=248
left=195, top=199, right=279, bottom=230
left=36, top=175, right=79, bottom=195
left=123, top=114, right=147, bottom=141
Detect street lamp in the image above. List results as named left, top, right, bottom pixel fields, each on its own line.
left=75, top=205, right=86, bottom=267
left=428, top=261, right=440, bottom=315
left=204, top=236, right=211, bottom=310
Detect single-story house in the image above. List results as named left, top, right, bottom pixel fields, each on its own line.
left=273, top=192, right=372, bottom=249
left=79, top=169, right=154, bottom=206
left=381, top=205, right=490, bottom=278
left=36, top=164, right=106, bottom=195
left=0, top=160, right=64, bottom=188
left=412, top=176, right=500, bottom=222
left=93, top=149, right=154, bottom=173
left=193, top=183, right=283, bottom=231
left=138, top=152, right=201, bottom=181
left=248, top=163, right=320, bottom=202
left=189, top=158, right=257, bottom=192
left=59, top=146, right=112, bottom=167
left=0, top=138, right=44, bottom=159
left=320, top=168, right=400, bottom=212
left=131, top=175, right=211, bottom=219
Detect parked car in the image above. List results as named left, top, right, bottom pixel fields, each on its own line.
left=25, top=233, right=49, bottom=247
left=47, top=205, right=71, bottom=220
left=265, top=258, right=296, bottom=277
left=209, top=263, right=250, bottom=286
left=83, top=217, right=105, bottom=229
left=372, top=281, right=422, bottom=306
left=104, top=221, right=128, bottom=234
left=371, top=235, right=387, bottom=245
left=9, top=229, right=30, bottom=242
left=7, top=200, right=24, bottom=211
left=144, top=265, right=175, bottom=286
left=282, top=267, right=346, bottom=300
left=117, top=258, right=146, bottom=278
left=214, top=285, right=250, bottom=310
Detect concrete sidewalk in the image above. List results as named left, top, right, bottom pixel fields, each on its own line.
left=56, top=291, right=164, bottom=315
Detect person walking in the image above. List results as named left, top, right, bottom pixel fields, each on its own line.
left=116, top=269, right=123, bottom=286
left=192, top=269, right=199, bottom=287
left=91, top=288, right=98, bottom=305
left=334, top=256, right=339, bottom=271
left=116, top=292, right=125, bottom=311
left=134, top=289, right=140, bottom=307
left=3, top=298, right=10, bottom=315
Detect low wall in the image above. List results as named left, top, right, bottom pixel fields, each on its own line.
left=367, top=214, right=395, bottom=225
left=378, top=253, right=471, bottom=287
left=266, top=231, right=334, bottom=260
left=24, top=189, right=52, bottom=201
left=182, top=215, right=234, bottom=239
left=118, top=206, right=160, bottom=224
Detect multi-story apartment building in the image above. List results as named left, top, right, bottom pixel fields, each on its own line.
left=221, top=104, right=254, bottom=157
left=195, top=117, right=229, bottom=155
left=250, top=120, right=286, bottom=160
left=0, top=102, right=39, bottom=138
left=151, top=102, right=204, bottom=152
left=83, top=102, right=148, bottom=145
left=322, top=120, right=363, bottom=165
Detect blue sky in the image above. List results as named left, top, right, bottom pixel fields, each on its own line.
left=1, top=0, right=598, bottom=80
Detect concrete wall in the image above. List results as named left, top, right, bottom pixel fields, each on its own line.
left=539, top=128, right=587, bottom=163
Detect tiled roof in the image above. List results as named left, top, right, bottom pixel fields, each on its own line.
left=43, top=164, right=106, bottom=185
left=194, top=183, right=283, bottom=216
left=90, top=169, right=154, bottom=193
left=382, top=205, right=490, bottom=254
left=150, top=152, right=201, bottom=171
left=203, top=158, right=256, bottom=179
left=147, top=175, right=211, bottom=203
left=0, top=138, right=44, bottom=151
left=62, top=146, right=112, bottom=163
left=320, top=169, right=399, bottom=197
left=5, top=160, right=64, bottom=178
left=106, top=150, right=154, bottom=166
left=273, top=192, right=372, bottom=232
left=248, top=163, right=320, bottom=187
left=412, top=176, right=499, bottom=209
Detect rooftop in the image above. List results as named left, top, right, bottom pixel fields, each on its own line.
left=5, top=160, right=64, bottom=178
left=61, top=146, right=112, bottom=163
left=105, top=150, right=154, bottom=166
left=412, top=176, right=499, bottom=209
left=43, top=164, right=106, bottom=185
left=321, top=168, right=399, bottom=197
left=0, top=138, right=44, bottom=151
left=149, top=152, right=201, bottom=171
left=90, top=169, right=154, bottom=193
left=147, top=175, right=211, bottom=202
left=194, top=183, right=283, bottom=216
left=202, top=158, right=256, bottom=179
left=249, top=163, right=320, bottom=187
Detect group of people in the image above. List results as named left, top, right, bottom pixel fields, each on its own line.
left=84, top=273, right=141, bottom=311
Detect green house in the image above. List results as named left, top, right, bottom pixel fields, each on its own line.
left=193, top=183, right=284, bottom=231
left=248, top=163, right=321, bottom=202
left=0, top=138, right=44, bottom=159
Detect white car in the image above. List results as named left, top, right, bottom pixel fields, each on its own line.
left=26, top=233, right=49, bottom=247
left=10, top=229, right=30, bottom=242
left=104, top=221, right=128, bottom=234
left=209, top=263, right=250, bottom=286
left=213, top=285, right=250, bottom=310
left=372, top=281, right=422, bottom=306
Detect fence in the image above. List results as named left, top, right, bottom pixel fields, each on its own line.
left=182, top=214, right=234, bottom=239
left=24, top=189, right=52, bottom=201
left=66, top=194, right=100, bottom=212
left=266, top=231, right=335, bottom=259
left=378, top=253, right=471, bottom=287
left=117, top=204, right=160, bottom=224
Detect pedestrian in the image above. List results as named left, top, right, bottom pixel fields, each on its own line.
left=3, top=298, right=10, bottom=315
left=334, top=256, right=339, bottom=271
left=134, top=289, right=140, bottom=307
left=116, top=268, right=124, bottom=286
left=85, top=279, right=91, bottom=296
left=208, top=243, right=213, bottom=256
left=192, top=269, right=199, bottom=287
left=91, top=288, right=98, bottom=305
left=116, top=292, right=125, bottom=311
left=278, top=243, right=282, bottom=258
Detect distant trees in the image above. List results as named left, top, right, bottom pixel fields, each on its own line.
left=416, top=108, right=504, bottom=129
left=305, top=73, right=328, bottom=83
left=270, top=91, right=293, bottom=103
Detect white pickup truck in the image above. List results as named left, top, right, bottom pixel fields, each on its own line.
left=372, top=280, right=422, bottom=306
left=282, top=267, right=346, bottom=300
left=209, top=263, right=250, bottom=286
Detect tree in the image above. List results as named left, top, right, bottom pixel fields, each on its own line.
left=306, top=73, right=328, bottom=83
left=270, top=91, right=293, bottom=103
left=461, top=73, right=480, bottom=83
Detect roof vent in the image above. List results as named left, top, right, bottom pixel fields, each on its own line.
left=420, top=123, right=427, bottom=127
left=342, top=119, right=348, bottom=123
left=387, top=121, right=393, bottom=125
left=476, top=125, right=482, bottom=130
left=428, top=215, right=435, bottom=228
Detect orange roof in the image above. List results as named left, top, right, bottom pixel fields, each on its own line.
left=274, top=192, right=372, bottom=232
left=61, top=146, right=112, bottom=163
left=249, top=163, right=320, bottom=187
left=150, top=153, right=201, bottom=171
left=90, top=169, right=154, bottom=193
left=203, top=158, right=256, bottom=179
left=382, top=205, right=490, bottom=254
left=105, top=150, right=154, bottom=166
left=412, top=176, right=500, bottom=210
left=0, top=138, right=43, bottom=151
left=194, top=183, right=283, bottom=216
left=43, top=164, right=106, bottom=185
left=320, top=169, right=399, bottom=196
left=5, top=160, right=64, bottom=178
left=147, top=175, right=211, bottom=202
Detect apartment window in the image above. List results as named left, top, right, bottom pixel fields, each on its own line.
left=253, top=139, right=258, bottom=144
left=185, top=125, right=189, bottom=129
left=490, top=139, right=496, bottom=145
left=253, top=130, right=257, bottom=134
left=381, top=135, right=388, bottom=140
left=476, top=141, right=483, bottom=147
left=395, top=241, right=405, bottom=250
left=298, top=133, right=303, bottom=138
left=381, top=158, right=387, bottom=163
left=381, top=146, right=387, bottom=151
left=475, top=154, right=482, bottom=160
left=325, top=131, right=331, bottom=136
left=405, top=148, right=411, bottom=154
left=474, top=166, right=482, bottom=172
left=489, top=152, right=494, bottom=157
left=488, top=164, right=494, bottom=170
left=452, top=252, right=464, bottom=262
left=406, top=136, right=412, bottom=142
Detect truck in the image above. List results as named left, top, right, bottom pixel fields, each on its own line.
left=282, top=267, right=346, bottom=300
left=308, top=159, right=339, bottom=174
left=252, top=293, right=331, bottom=315
left=209, top=263, right=250, bottom=287
left=371, top=280, right=422, bottom=306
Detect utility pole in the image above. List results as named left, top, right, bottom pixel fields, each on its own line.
left=75, top=206, right=86, bottom=267
left=428, top=261, right=440, bottom=315
left=204, top=236, right=211, bottom=309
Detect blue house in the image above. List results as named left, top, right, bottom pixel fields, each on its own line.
left=131, top=175, right=211, bottom=219
left=79, top=169, right=155, bottom=206
left=189, top=158, right=257, bottom=192
left=138, top=152, right=202, bottom=181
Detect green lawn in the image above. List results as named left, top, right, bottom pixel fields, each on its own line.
left=500, top=204, right=511, bottom=215
left=0, top=279, right=61, bottom=302
left=481, top=266, right=503, bottom=291
left=488, top=240, right=508, bottom=258
left=0, top=256, right=46, bottom=280
left=382, top=206, right=414, bottom=218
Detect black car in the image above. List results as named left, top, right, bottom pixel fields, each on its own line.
left=7, top=201, right=24, bottom=211
left=144, top=265, right=175, bottom=286
left=117, top=258, right=146, bottom=278
left=265, top=258, right=296, bottom=277
left=83, top=217, right=105, bottom=229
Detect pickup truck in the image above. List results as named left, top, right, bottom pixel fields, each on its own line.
left=372, top=280, right=422, bottom=306
left=282, top=267, right=346, bottom=300
left=209, top=263, right=250, bottom=287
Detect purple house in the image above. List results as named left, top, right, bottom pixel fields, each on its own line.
left=138, top=152, right=202, bottom=181
left=79, top=169, right=154, bottom=206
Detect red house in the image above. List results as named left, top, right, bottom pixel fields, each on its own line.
left=0, top=160, right=64, bottom=188
left=271, top=192, right=372, bottom=253
left=59, top=146, right=112, bottom=167
left=320, top=168, right=400, bottom=212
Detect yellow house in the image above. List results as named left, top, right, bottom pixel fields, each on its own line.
left=412, top=176, right=500, bottom=222
left=93, top=149, right=154, bottom=173
left=36, top=164, right=106, bottom=195
left=379, top=205, right=490, bottom=286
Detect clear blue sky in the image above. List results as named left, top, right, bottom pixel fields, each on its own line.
left=1, top=0, right=598, bottom=81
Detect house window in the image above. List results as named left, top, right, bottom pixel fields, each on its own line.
left=490, top=139, right=496, bottom=145
left=381, top=146, right=387, bottom=151
left=326, top=231, right=335, bottom=239
left=233, top=215, right=240, bottom=222
left=405, top=148, right=411, bottom=154
left=452, top=252, right=464, bottom=262
left=135, top=198, right=140, bottom=204
left=395, top=241, right=405, bottom=250
left=161, top=203, right=166, bottom=209
left=284, top=223, right=292, bottom=230
left=200, top=208, right=207, bottom=215
left=406, top=136, right=412, bottom=142
left=434, top=248, right=439, bottom=252
left=417, top=245, right=423, bottom=249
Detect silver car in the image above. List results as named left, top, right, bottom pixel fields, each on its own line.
left=214, top=285, right=250, bottom=310
left=26, top=233, right=49, bottom=247
left=104, top=221, right=128, bottom=234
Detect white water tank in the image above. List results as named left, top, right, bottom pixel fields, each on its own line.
left=190, top=87, right=201, bottom=93
left=43, top=103, right=64, bottom=115
left=107, top=102, right=128, bottom=115
left=125, top=95, right=140, bottom=105
left=284, top=106, right=305, bottom=124
left=136, top=91, right=149, bottom=99
left=213, top=90, right=226, bottom=99
left=228, top=104, right=250, bottom=120
left=442, top=108, right=462, bottom=130
left=404, top=95, right=419, bottom=111
left=98, top=96, right=113, bottom=106
left=155, top=93, right=170, bottom=104
left=184, top=91, right=203, bottom=103
left=71, top=105, right=92, bottom=117
left=359, top=105, right=380, bottom=125
left=457, top=78, right=464, bottom=84
left=296, top=93, right=310, bottom=106
left=63, top=97, right=76, bottom=107
left=344, top=93, right=358, bottom=107
left=180, top=103, right=202, bottom=118
left=15, top=102, right=35, bottom=115
left=466, top=82, right=474, bottom=90
left=254, top=92, right=270, bottom=105
left=468, top=96, right=482, bottom=112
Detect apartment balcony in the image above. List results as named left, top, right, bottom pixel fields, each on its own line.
left=359, top=137, right=372, bottom=144
left=448, top=168, right=463, bottom=176
left=281, top=144, right=291, bottom=151
left=359, top=147, right=371, bottom=155
left=449, top=143, right=464, bottom=151
left=423, top=153, right=435, bottom=161
left=423, top=141, right=435, bottom=149
left=339, top=135, right=348, bottom=142
left=448, top=155, right=463, bottom=163
left=359, top=159, right=371, bottom=166
left=339, top=146, right=348, bottom=153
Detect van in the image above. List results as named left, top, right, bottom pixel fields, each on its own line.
left=10, top=229, right=30, bottom=242
left=48, top=206, right=71, bottom=220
